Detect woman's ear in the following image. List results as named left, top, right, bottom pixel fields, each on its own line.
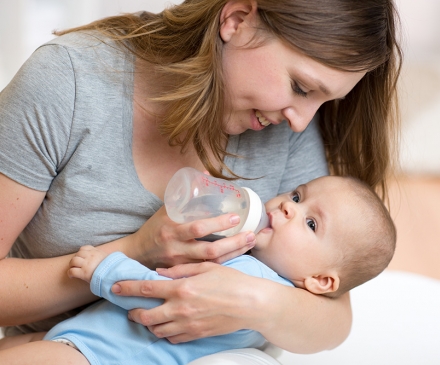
left=219, top=0, right=258, bottom=43
left=304, top=273, right=340, bottom=295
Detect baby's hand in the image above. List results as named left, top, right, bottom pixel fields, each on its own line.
left=68, top=245, right=109, bottom=283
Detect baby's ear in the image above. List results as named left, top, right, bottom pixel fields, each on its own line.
left=304, top=273, right=340, bottom=295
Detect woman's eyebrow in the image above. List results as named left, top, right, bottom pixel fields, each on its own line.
left=310, top=78, right=331, bottom=96
left=299, top=74, right=331, bottom=96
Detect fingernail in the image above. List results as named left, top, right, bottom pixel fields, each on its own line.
left=230, top=215, right=240, bottom=225
left=127, top=312, right=133, bottom=321
left=112, top=284, right=121, bottom=293
left=246, top=232, right=256, bottom=244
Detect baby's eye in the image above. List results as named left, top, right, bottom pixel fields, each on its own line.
left=307, top=218, right=316, bottom=232
left=291, top=192, right=300, bottom=203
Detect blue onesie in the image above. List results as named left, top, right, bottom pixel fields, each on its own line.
left=44, top=253, right=293, bottom=365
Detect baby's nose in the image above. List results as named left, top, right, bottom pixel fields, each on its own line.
left=281, top=201, right=296, bottom=218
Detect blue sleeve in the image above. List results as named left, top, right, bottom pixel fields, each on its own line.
left=90, top=252, right=171, bottom=311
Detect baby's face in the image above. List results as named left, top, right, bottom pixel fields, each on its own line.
left=252, top=176, right=356, bottom=287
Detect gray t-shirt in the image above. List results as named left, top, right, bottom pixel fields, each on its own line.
left=0, top=32, right=328, bottom=335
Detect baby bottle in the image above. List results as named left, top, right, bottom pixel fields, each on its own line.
left=164, top=167, right=269, bottom=237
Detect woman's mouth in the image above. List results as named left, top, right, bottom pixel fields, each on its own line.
left=255, top=110, right=271, bottom=127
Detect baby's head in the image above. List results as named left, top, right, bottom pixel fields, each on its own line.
left=252, top=176, right=396, bottom=298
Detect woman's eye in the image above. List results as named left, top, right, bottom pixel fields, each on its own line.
left=307, top=218, right=316, bottom=232
left=291, top=81, right=308, bottom=98
left=291, top=192, right=300, bottom=203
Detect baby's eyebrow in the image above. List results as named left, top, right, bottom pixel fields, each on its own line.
left=315, top=205, right=327, bottom=228
left=296, top=184, right=307, bottom=195
left=299, top=183, right=327, bottom=232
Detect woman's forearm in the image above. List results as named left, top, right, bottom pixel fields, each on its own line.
left=0, top=255, right=95, bottom=326
left=0, top=235, right=136, bottom=327
left=250, top=280, right=352, bottom=353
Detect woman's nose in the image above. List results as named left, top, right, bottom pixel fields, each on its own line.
left=282, top=104, right=321, bottom=133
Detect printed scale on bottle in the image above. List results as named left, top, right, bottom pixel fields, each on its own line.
left=164, top=167, right=269, bottom=238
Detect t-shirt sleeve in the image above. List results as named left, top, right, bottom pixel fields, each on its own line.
left=0, top=43, right=75, bottom=191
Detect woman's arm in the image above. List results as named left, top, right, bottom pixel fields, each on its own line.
left=0, top=173, right=99, bottom=326
left=249, top=275, right=352, bottom=353
left=0, top=172, right=253, bottom=327
left=0, top=173, right=136, bottom=325
left=113, top=263, right=352, bottom=353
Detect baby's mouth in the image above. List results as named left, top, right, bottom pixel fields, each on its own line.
left=267, top=212, right=274, bottom=229
left=255, top=110, right=271, bottom=127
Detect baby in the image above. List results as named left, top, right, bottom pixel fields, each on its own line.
left=0, top=175, right=396, bottom=365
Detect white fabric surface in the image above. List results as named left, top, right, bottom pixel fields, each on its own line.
left=187, top=348, right=281, bottom=365
left=271, top=270, right=440, bottom=365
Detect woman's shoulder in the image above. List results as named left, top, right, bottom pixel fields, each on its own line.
left=45, top=31, right=122, bottom=52
left=40, top=31, right=132, bottom=71
left=30, top=31, right=135, bottom=114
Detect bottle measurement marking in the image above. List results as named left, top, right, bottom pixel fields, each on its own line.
left=202, top=176, right=241, bottom=198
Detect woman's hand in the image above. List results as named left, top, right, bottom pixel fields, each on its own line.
left=112, top=261, right=352, bottom=352
left=112, top=262, right=261, bottom=343
left=128, top=206, right=256, bottom=269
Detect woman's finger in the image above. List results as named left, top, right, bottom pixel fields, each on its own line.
left=209, top=243, right=254, bottom=264
left=179, top=231, right=256, bottom=262
left=128, top=302, right=210, bottom=340
left=174, top=214, right=241, bottom=241
left=127, top=307, right=173, bottom=328
left=148, top=322, right=198, bottom=343
left=155, top=261, right=217, bottom=280
left=112, top=277, right=181, bottom=299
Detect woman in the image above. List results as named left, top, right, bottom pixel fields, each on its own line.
left=0, top=0, right=401, bottom=358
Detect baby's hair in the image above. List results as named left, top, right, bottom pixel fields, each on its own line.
left=324, top=177, right=396, bottom=298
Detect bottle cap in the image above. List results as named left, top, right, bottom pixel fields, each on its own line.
left=240, top=187, right=268, bottom=233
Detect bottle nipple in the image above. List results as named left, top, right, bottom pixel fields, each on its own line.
left=241, top=188, right=270, bottom=234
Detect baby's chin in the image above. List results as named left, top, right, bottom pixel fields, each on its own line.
left=254, top=226, right=273, bottom=251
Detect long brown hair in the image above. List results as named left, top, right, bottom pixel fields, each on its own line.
left=56, top=0, right=402, bottom=196
left=257, top=0, right=402, bottom=198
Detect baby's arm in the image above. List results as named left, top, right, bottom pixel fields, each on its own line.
left=69, top=246, right=171, bottom=311
left=68, top=246, right=108, bottom=283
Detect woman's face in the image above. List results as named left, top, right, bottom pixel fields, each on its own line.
left=221, top=28, right=365, bottom=135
